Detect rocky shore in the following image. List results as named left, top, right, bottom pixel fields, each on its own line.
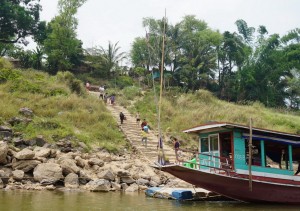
left=0, top=108, right=190, bottom=193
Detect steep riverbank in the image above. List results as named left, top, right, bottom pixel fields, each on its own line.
left=0, top=107, right=191, bottom=192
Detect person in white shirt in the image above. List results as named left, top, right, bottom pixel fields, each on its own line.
left=99, top=85, right=105, bottom=99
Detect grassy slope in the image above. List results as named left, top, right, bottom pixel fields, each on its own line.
left=0, top=68, right=127, bottom=152
left=1, top=64, right=299, bottom=152
left=130, top=89, right=300, bottom=146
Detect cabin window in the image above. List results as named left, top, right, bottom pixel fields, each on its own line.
left=245, top=139, right=291, bottom=170
left=200, top=135, right=219, bottom=168
left=245, top=139, right=261, bottom=166
left=209, top=135, right=219, bottom=152
left=200, top=138, right=209, bottom=152
left=200, top=135, right=219, bottom=152
left=264, top=142, right=289, bottom=170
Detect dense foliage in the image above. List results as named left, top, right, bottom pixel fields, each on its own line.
left=130, top=17, right=300, bottom=109
left=0, top=0, right=44, bottom=44
left=0, top=1, right=299, bottom=110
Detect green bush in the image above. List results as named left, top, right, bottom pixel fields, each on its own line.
left=122, top=86, right=141, bottom=100
left=116, top=75, right=134, bottom=89
left=0, top=57, right=13, bottom=69
left=56, top=71, right=86, bottom=95
left=0, top=68, right=21, bottom=83
left=9, top=78, right=42, bottom=93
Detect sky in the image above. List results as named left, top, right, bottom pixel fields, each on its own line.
left=39, top=0, right=300, bottom=58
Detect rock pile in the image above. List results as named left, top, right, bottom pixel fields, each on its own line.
left=0, top=137, right=176, bottom=192
left=0, top=107, right=192, bottom=192
left=0, top=110, right=188, bottom=192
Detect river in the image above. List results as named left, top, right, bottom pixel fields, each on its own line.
left=0, top=190, right=298, bottom=211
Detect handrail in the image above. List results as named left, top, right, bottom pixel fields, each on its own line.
left=179, top=152, right=234, bottom=174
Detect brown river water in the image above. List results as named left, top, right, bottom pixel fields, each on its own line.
left=0, top=190, right=298, bottom=211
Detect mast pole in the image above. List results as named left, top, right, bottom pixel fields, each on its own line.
left=157, top=9, right=167, bottom=163
left=248, top=118, right=253, bottom=191
left=158, top=9, right=166, bottom=134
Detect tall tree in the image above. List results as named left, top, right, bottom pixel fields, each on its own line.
left=43, top=0, right=86, bottom=74
left=281, top=28, right=300, bottom=108
left=130, top=37, right=150, bottom=71
left=217, top=31, right=250, bottom=100
left=0, top=0, right=44, bottom=45
left=174, top=16, right=222, bottom=91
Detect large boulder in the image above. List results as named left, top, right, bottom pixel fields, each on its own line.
left=12, top=170, right=24, bottom=181
left=64, top=173, right=79, bottom=188
left=35, top=136, right=46, bottom=147
left=0, top=169, right=10, bottom=184
left=13, top=138, right=25, bottom=147
left=149, top=180, right=158, bottom=187
left=122, top=163, right=132, bottom=170
left=88, top=158, right=104, bottom=167
left=120, top=176, right=135, bottom=185
left=97, top=170, right=115, bottom=181
left=0, top=126, right=12, bottom=132
left=19, top=107, right=34, bottom=117
left=0, top=126, right=13, bottom=139
left=59, top=159, right=80, bottom=175
left=75, top=156, right=87, bottom=168
left=136, top=178, right=149, bottom=186
left=15, top=148, right=35, bottom=160
left=12, top=160, right=41, bottom=172
left=0, top=141, right=8, bottom=164
left=34, top=147, right=51, bottom=158
left=117, top=170, right=131, bottom=177
left=84, top=179, right=111, bottom=192
left=79, top=170, right=92, bottom=185
left=33, top=163, right=63, bottom=184
left=111, top=182, right=121, bottom=191
left=125, top=183, right=139, bottom=192
left=150, top=175, right=161, bottom=185
left=96, top=152, right=112, bottom=162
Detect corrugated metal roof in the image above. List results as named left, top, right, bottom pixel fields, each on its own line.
left=183, top=122, right=300, bottom=139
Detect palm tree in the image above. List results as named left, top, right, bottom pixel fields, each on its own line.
left=32, top=47, right=44, bottom=70
left=101, top=41, right=126, bottom=78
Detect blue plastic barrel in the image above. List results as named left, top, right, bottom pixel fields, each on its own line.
left=171, top=190, right=193, bottom=200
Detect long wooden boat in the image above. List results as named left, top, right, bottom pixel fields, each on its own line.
left=155, top=122, right=300, bottom=204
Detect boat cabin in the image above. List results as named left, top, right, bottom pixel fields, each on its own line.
left=183, top=122, right=300, bottom=176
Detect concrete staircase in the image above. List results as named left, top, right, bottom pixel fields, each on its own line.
left=89, top=91, right=192, bottom=164
left=105, top=104, right=178, bottom=164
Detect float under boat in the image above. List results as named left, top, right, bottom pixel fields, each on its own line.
left=155, top=122, right=300, bottom=204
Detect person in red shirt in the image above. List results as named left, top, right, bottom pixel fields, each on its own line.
left=141, top=119, right=147, bottom=129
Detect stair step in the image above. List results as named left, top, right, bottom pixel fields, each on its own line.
left=84, top=93, right=194, bottom=164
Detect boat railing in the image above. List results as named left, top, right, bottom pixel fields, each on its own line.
left=179, top=152, right=234, bottom=175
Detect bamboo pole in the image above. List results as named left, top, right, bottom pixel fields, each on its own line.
left=248, top=118, right=253, bottom=191
left=157, top=9, right=167, bottom=163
